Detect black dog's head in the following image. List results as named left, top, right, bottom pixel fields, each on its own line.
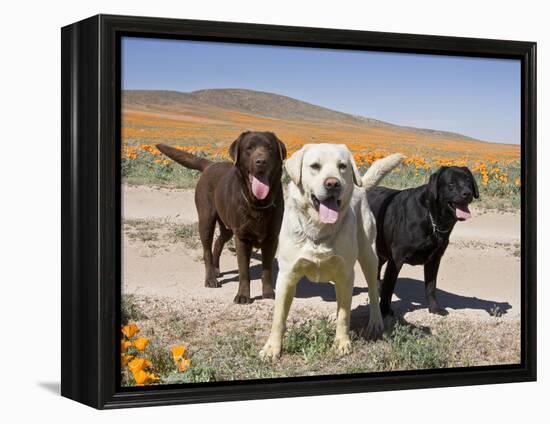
left=428, top=166, right=479, bottom=221
left=229, top=131, right=287, bottom=201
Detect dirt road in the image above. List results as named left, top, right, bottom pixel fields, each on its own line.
left=122, top=185, right=521, bottom=323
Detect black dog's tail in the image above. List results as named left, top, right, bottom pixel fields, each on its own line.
left=156, top=144, right=213, bottom=172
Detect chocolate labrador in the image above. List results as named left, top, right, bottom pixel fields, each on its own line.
left=157, top=131, right=286, bottom=304
left=367, top=166, right=479, bottom=316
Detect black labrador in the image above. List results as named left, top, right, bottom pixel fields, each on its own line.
left=367, top=166, right=479, bottom=316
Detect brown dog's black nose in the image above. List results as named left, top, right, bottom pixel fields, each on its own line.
left=324, top=177, right=341, bottom=191
left=255, top=158, right=267, bottom=166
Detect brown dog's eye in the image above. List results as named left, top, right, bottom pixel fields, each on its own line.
left=310, top=163, right=321, bottom=171
left=338, top=163, right=347, bottom=170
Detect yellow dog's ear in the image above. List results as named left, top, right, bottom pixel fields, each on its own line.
left=344, top=146, right=362, bottom=187
left=285, top=147, right=305, bottom=186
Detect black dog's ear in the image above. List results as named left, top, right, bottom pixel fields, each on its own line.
left=428, top=167, right=446, bottom=201
left=229, top=132, right=248, bottom=165
left=460, top=166, right=480, bottom=199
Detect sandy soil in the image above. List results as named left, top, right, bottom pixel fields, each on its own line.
left=122, top=185, right=521, bottom=323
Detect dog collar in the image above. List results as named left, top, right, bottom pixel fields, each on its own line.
left=428, top=212, right=453, bottom=234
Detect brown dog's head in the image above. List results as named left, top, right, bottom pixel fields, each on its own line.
left=229, top=131, right=287, bottom=201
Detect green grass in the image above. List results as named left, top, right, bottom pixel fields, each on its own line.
left=168, top=222, right=201, bottom=249
left=123, top=149, right=520, bottom=211
left=122, top=153, right=201, bottom=188
left=384, top=322, right=451, bottom=370
left=121, top=294, right=147, bottom=324
left=283, top=318, right=336, bottom=363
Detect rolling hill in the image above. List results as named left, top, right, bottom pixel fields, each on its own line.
left=121, top=88, right=519, bottom=161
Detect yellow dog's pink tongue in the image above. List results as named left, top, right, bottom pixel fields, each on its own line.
left=455, top=204, right=471, bottom=220
left=250, top=175, right=270, bottom=200
left=319, top=198, right=339, bottom=224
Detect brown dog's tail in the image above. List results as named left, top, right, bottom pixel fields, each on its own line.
left=156, top=144, right=213, bottom=172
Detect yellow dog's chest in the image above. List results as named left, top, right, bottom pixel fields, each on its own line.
left=291, top=254, right=347, bottom=283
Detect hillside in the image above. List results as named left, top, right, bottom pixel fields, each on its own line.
left=121, top=88, right=519, bottom=161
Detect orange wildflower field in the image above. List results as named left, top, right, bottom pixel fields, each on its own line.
left=122, top=106, right=521, bottom=206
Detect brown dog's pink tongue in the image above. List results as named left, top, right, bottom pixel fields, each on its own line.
left=455, top=204, right=471, bottom=220
left=319, top=198, right=339, bottom=224
left=249, top=175, right=270, bottom=200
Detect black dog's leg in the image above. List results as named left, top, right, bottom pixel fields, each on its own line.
left=424, top=256, right=448, bottom=315
left=212, top=224, right=233, bottom=277
left=260, top=237, right=278, bottom=299
left=380, top=259, right=401, bottom=317
left=234, top=237, right=253, bottom=304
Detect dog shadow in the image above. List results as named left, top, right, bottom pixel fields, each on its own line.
left=216, top=258, right=512, bottom=317
left=391, top=277, right=512, bottom=316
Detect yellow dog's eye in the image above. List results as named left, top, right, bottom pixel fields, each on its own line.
left=338, top=163, right=347, bottom=170
left=310, top=163, right=321, bottom=170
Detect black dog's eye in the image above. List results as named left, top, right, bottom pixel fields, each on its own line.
left=448, top=183, right=455, bottom=189
left=310, top=163, right=321, bottom=171
left=338, top=163, right=347, bottom=171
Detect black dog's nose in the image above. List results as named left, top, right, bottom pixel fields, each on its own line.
left=324, top=177, right=341, bottom=191
left=461, top=189, right=472, bottom=198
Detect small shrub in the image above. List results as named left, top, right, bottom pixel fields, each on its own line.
left=386, top=322, right=451, bottom=370
left=283, top=318, right=335, bottom=362
left=121, top=294, right=147, bottom=324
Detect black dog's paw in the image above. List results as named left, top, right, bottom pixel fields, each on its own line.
left=262, top=291, right=275, bottom=300
left=381, top=308, right=394, bottom=318
left=205, top=278, right=221, bottom=288
left=429, top=306, right=448, bottom=316
left=234, top=294, right=252, bottom=304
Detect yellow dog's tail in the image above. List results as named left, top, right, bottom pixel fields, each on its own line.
left=361, top=153, right=406, bottom=190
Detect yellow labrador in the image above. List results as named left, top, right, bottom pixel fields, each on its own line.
left=260, top=144, right=404, bottom=360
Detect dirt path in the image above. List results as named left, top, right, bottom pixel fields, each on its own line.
left=122, top=185, right=521, bottom=323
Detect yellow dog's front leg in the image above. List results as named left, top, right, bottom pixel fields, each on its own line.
left=333, top=272, right=354, bottom=356
left=260, top=270, right=299, bottom=361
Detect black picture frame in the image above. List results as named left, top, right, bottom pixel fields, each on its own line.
left=61, top=14, right=537, bottom=409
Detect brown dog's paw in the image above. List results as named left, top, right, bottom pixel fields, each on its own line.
left=234, top=294, right=252, bottom=304
left=205, top=278, right=221, bottom=288
left=214, top=267, right=221, bottom=277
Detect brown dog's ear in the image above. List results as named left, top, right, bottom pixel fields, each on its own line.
left=275, top=135, right=287, bottom=163
left=428, top=167, right=446, bottom=201
left=285, top=146, right=305, bottom=186
left=229, top=132, right=248, bottom=165
left=460, top=166, right=480, bottom=199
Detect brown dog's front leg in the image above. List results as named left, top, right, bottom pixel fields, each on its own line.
left=260, top=237, right=277, bottom=299
left=234, top=238, right=253, bottom=304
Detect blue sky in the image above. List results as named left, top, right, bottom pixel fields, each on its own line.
left=122, top=37, right=521, bottom=144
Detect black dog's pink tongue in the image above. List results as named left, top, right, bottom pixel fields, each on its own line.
left=319, top=198, right=339, bottom=224
left=249, top=174, right=270, bottom=200
left=455, top=204, right=472, bottom=220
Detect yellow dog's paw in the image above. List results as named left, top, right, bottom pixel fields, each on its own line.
left=334, top=337, right=352, bottom=356
left=259, top=340, right=282, bottom=361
